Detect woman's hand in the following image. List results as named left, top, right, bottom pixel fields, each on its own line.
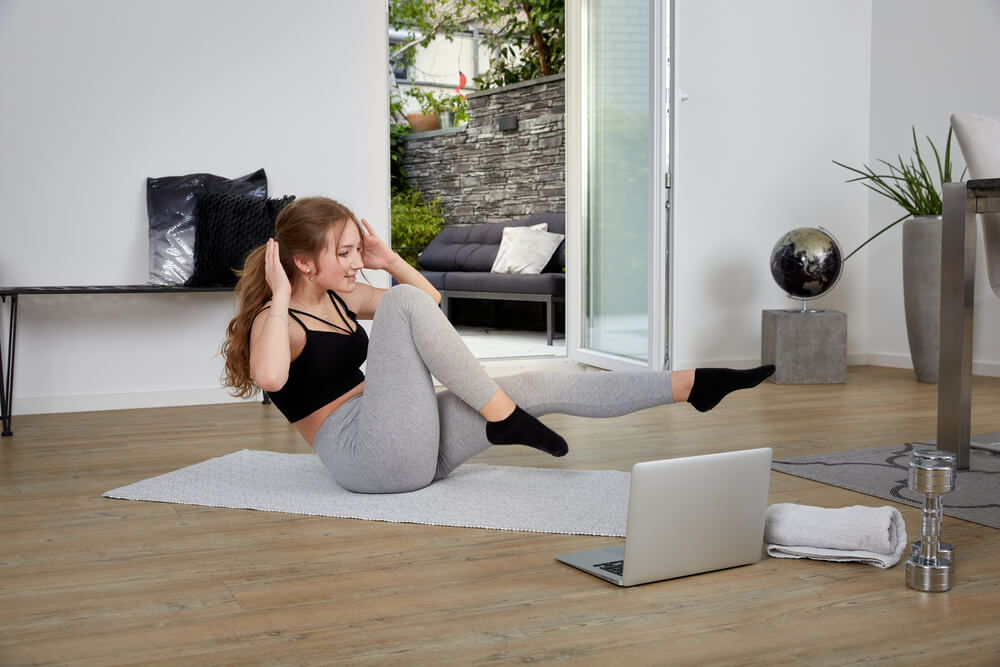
left=264, top=238, right=291, bottom=300
left=359, top=218, right=400, bottom=271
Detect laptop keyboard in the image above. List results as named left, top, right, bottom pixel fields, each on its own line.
left=595, top=560, right=624, bottom=576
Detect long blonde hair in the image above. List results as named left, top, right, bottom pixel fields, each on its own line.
left=221, top=197, right=363, bottom=397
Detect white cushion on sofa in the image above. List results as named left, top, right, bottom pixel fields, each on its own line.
left=491, top=223, right=547, bottom=273
left=493, top=229, right=565, bottom=275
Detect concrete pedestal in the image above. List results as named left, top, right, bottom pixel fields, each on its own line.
left=761, top=309, right=846, bottom=384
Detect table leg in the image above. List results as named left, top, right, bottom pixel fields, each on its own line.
left=936, top=182, right=977, bottom=469
left=1, top=295, right=18, bottom=436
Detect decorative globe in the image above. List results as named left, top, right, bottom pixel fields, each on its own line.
left=769, top=227, right=843, bottom=300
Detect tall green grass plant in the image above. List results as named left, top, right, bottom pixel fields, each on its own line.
left=835, top=127, right=966, bottom=260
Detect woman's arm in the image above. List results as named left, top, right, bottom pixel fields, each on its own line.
left=346, top=219, right=441, bottom=319
left=249, top=239, right=295, bottom=392
left=384, top=254, right=441, bottom=304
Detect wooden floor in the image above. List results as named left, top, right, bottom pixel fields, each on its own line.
left=2, top=366, right=1000, bottom=666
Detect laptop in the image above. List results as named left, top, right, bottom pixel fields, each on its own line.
left=556, top=447, right=773, bottom=587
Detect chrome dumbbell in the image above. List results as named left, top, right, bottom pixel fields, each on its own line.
left=910, top=539, right=953, bottom=561
left=905, top=449, right=956, bottom=592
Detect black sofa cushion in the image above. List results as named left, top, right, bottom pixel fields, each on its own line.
left=418, top=212, right=565, bottom=272
left=444, top=271, right=565, bottom=297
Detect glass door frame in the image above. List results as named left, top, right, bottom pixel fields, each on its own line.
left=566, top=0, right=673, bottom=372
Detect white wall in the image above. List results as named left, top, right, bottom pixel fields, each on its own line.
left=866, top=0, right=1000, bottom=376
left=0, top=0, right=390, bottom=414
left=671, top=0, right=873, bottom=368
left=7, top=0, right=1000, bottom=415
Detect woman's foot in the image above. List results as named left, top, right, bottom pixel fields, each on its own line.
left=486, top=406, right=568, bottom=457
left=687, top=365, right=775, bottom=412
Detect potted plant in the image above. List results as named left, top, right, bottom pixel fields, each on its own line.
left=405, top=88, right=446, bottom=133
left=834, top=127, right=966, bottom=383
left=437, top=93, right=469, bottom=129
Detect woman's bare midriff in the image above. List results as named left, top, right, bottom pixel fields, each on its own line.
left=293, top=381, right=365, bottom=446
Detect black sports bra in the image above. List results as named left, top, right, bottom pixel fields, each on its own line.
left=262, top=291, right=369, bottom=423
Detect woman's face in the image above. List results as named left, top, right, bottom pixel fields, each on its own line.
left=315, top=219, right=363, bottom=292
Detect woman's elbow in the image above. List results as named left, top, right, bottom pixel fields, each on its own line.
left=429, top=288, right=442, bottom=305
left=252, top=368, right=288, bottom=393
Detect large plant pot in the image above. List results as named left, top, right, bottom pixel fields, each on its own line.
left=902, top=216, right=942, bottom=383
left=406, top=112, right=440, bottom=133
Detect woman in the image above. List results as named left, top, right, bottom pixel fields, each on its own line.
left=223, top=197, right=774, bottom=493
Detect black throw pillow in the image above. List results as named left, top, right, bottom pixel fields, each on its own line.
left=145, top=168, right=268, bottom=285
left=186, top=193, right=296, bottom=287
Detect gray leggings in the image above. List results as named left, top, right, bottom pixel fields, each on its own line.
left=313, top=284, right=674, bottom=493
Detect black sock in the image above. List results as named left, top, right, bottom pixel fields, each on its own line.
left=687, top=365, right=775, bottom=412
left=485, top=406, right=568, bottom=457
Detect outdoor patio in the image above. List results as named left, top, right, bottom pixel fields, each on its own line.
left=457, top=325, right=566, bottom=360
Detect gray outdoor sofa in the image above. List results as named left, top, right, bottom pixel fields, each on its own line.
left=416, top=212, right=565, bottom=345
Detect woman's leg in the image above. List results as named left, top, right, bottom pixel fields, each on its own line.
left=431, top=363, right=776, bottom=480
left=432, top=369, right=676, bottom=479
left=315, top=284, right=502, bottom=493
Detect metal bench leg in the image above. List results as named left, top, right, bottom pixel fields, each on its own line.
left=546, top=297, right=554, bottom=346
left=936, top=182, right=977, bottom=469
left=1, top=294, right=18, bottom=436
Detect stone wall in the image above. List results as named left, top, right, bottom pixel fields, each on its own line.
left=401, top=73, right=565, bottom=226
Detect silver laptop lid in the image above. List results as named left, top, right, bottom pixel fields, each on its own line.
left=621, top=447, right=772, bottom=586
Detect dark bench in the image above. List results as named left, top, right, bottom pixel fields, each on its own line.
left=0, top=284, right=238, bottom=436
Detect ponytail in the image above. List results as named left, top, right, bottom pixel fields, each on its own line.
left=221, top=244, right=271, bottom=398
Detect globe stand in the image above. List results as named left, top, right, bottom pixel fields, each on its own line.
left=761, top=309, right=847, bottom=384
left=785, top=305, right=823, bottom=314
left=795, top=299, right=823, bottom=314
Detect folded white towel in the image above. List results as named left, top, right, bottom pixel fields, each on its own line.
left=764, top=503, right=908, bottom=569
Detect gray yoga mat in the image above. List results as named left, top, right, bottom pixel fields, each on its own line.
left=772, top=436, right=1000, bottom=530
left=103, top=449, right=631, bottom=537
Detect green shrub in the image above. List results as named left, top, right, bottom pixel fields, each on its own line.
left=389, top=121, right=411, bottom=194
left=391, top=190, right=445, bottom=268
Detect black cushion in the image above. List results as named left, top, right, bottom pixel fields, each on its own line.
left=443, top=271, right=565, bottom=296
left=187, top=193, right=296, bottom=287
left=418, top=212, right=565, bottom=272
left=145, top=168, right=268, bottom=285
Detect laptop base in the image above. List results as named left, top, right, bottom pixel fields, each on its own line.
left=556, top=545, right=626, bottom=586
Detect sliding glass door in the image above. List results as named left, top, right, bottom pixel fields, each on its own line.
left=567, top=0, right=671, bottom=371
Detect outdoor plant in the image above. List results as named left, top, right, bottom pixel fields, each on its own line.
left=389, top=121, right=411, bottom=194
left=388, top=0, right=565, bottom=92
left=439, top=92, right=469, bottom=124
left=391, top=189, right=446, bottom=268
left=389, top=94, right=413, bottom=193
left=475, top=0, right=564, bottom=89
left=406, top=88, right=448, bottom=115
left=834, top=127, right=965, bottom=260
left=404, top=88, right=469, bottom=123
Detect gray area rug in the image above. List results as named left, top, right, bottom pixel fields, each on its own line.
left=104, top=449, right=630, bottom=536
left=772, top=435, right=1000, bottom=530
